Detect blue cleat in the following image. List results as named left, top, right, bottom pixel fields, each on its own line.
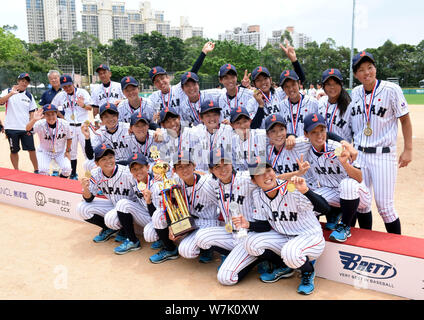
left=329, top=224, right=351, bottom=242
left=93, top=228, right=118, bottom=243
left=51, top=170, right=59, bottom=177
left=114, top=230, right=127, bottom=243
left=325, top=212, right=342, bottom=230
left=297, top=271, right=316, bottom=295
left=114, top=239, right=141, bottom=255
left=150, top=240, right=164, bottom=250
left=149, top=248, right=179, bottom=264
left=198, top=249, right=213, bottom=264
left=257, top=261, right=274, bottom=275
left=260, top=266, right=294, bottom=283
left=69, top=174, right=79, bottom=180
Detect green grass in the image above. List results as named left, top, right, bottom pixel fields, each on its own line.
left=404, top=94, right=424, bottom=105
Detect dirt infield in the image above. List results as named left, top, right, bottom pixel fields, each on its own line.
left=1, top=106, right=423, bottom=300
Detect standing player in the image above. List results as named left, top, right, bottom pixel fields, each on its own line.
left=90, top=64, right=125, bottom=118
left=236, top=161, right=330, bottom=295
left=349, top=51, right=412, bottom=234
left=0, top=73, right=39, bottom=172
left=318, top=69, right=353, bottom=142
left=278, top=70, right=319, bottom=137
left=25, top=105, right=72, bottom=177
left=117, top=76, right=155, bottom=126
left=76, top=144, right=136, bottom=244
left=301, top=113, right=372, bottom=241
left=52, top=75, right=93, bottom=180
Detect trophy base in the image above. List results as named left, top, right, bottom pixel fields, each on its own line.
left=170, top=217, right=197, bottom=237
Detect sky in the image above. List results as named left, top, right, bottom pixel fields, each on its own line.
left=3, top=0, right=424, bottom=50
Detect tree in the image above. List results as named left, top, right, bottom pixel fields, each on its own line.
left=0, top=26, right=25, bottom=63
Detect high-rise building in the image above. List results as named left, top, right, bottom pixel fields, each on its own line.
left=26, top=0, right=77, bottom=44
left=267, top=26, right=312, bottom=49
left=218, top=24, right=264, bottom=50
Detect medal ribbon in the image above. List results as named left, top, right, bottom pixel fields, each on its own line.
left=312, top=143, right=337, bottom=159
left=259, top=89, right=272, bottom=105
left=325, top=102, right=338, bottom=132
left=289, top=94, right=303, bottom=134
left=161, top=87, right=172, bottom=109
left=98, top=165, right=118, bottom=184
left=265, top=180, right=288, bottom=196
left=188, top=93, right=201, bottom=123
left=362, top=80, right=379, bottom=126
left=130, top=98, right=143, bottom=114
left=47, top=121, right=59, bottom=152
left=182, top=174, right=198, bottom=214
left=267, top=144, right=285, bottom=169
left=218, top=173, right=235, bottom=223
left=226, top=87, right=238, bottom=110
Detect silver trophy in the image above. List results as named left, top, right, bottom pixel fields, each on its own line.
left=229, top=202, right=248, bottom=239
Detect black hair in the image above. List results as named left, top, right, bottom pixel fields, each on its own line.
left=162, top=112, right=179, bottom=123
left=323, top=77, right=351, bottom=117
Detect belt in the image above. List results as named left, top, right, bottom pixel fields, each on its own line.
left=357, top=146, right=390, bottom=154
left=69, top=123, right=82, bottom=127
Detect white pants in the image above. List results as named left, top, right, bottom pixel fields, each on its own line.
left=103, top=199, right=152, bottom=230
left=69, top=125, right=86, bottom=161
left=36, top=150, right=71, bottom=176
left=76, top=198, right=115, bottom=220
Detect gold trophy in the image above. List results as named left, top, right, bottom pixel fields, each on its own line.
left=151, top=147, right=197, bottom=237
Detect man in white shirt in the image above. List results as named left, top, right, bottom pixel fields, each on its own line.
left=0, top=73, right=39, bottom=172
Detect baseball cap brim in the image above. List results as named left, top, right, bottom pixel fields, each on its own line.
left=266, top=119, right=286, bottom=131
left=231, top=112, right=250, bottom=123
left=304, top=122, right=326, bottom=133
left=95, top=148, right=115, bottom=161
left=279, top=76, right=299, bottom=86
left=322, top=74, right=343, bottom=84
left=353, top=55, right=376, bottom=70
left=200, top=106, right=222, bottom=115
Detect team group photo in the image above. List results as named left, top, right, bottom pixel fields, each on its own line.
left=1, top=0, right=423, bottom=304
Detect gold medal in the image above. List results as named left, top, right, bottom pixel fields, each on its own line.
left=225, top=223, right=233, bottom=233
left=71, top=114, right=75, bottom=120
left=84, top=120, right=90, bottom=125
left=364, top=125, right=373, bottom=136
left=334, top=146, right=343, bottom=157
left=85, top=171, right=91, bottom=178
left=52, top=148, right=55, bottom=153
left=287, top=182, right=296, bottom=192
left=138, top=181, right=147, bottom=191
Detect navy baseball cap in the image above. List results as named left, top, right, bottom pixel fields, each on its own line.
left=230, top=106, right=251, bottom=123
left=18, top=73, right=31, bottom=82
left=303, top=113, right=327, bottom=133
left=42, top=104, right=58, bottom=113
left=219, top=64, right=237, bottom=77
left=181, top=71, right=200, bottom=85
left=352, top=51, right=376, bottom=71
left=128, top=152, right=149, bottom=167
left=200, top=99, right=221, bottom=115
left=121, top=76, right=139, bottom=90
left=149, top=66, right=167, bottom=81
left=264, top=114, right=286, bottom=131
left=321, top=68, right=343, bottom=84
left=99, top=102, right=119, bottom=116
left=130, top=111, right=150, bottom=126
left=209, top=146, right=232, bottom=169
left=251, top=66, right=271, bottom=81
left=159, top=106, right=179, bottom=123
left=247, top=155, right=272, bottom=176
left=94, top=143, right=115, bottom=161
left=279, top=70, right=299, bottom=86
left=60, top=75, right=73, bottom=87
left=172, top=149, right=194, bottom=167
left=96, top=64, right=110, bottom=72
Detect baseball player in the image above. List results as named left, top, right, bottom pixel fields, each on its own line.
left=148, top=151, right=221, bottom=264
left=51, top=75, right=93, bottom=180
left=117, top=76, right=155, bottom=127
left=301, top=113, right=372, bottom=242
left=76, top=144, right=137, bottom=245
left=317, top=69, right=353, bottom=142
left=193, top=147, right=261, bottom=286
left=0, top=72, right=38, bottom=172
left=25, top=104, right=72, bottom=177
left=236, top=161, right=330, bottom=295
left=349, top=51, right=412, bottom=234
left=82, top=102, right=131, bottom=172
left=149, top=41, right=216, bottom=122
left=278, top=70, right=319, bottom=137
left=90, top=64, right=125, bottom=118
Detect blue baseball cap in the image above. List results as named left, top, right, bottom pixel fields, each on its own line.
left=159, top=106, right=179, bottom=123
left=94, top=143, right=115, bottom=161
left=96, top=64, right=110, bottom=72
left=321, top=68, right=343, bottom=84
left=99, top=102, right=119, bottom=116
left=181, top=71, right=200, bottom=85
left=172, top=149, right=194, bottom=167
left=264, top=114, right=286, bottom=131
left=251, top=66, right=271, bottom=81
left=219, top=64, right=237, bottom=77
left=60, top=75, right=73, bottom=87
left=279, top=70, right=299, bottom=86
left=128, top=152, right=149, bottom=167
left=230, top=106, right=251, bottom=123
left=42, top=104, right=58, bottom=113
left=352, top=51, right=376, bottom=72
left=209, top=146, right=232, bottom=168
left=200, top=99, right=221, bottom=115
left=130, top=111, right=150, bottom=126
left=303, top=113, right=327, bottom=133
left=121, top=76, right=139, bottom=90
left=18, top=73, right=31, bottom=82
left=247, top=155, right=273, bottom=176
left=149, top=66, right=167, bottom=81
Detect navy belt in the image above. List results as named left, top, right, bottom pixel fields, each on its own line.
left=69, top=123, right=82, bottom=127
left=358, top=146, right=390, bottom=154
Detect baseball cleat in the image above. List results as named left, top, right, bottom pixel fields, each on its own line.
left=297, top=271, right=316, bottom=295
left=149, top=248, right=179, bottom=264
left=93, top=228, right=118, bottom=243
left=69, top=174, right=79, bottom=180
left=260, top=266, right=294, bottom=283
left=198, top=249, right=213, bottom=264
left=257, top=261, right=274, bottom=275
left=114, top=230, right=126, bottom=243
left=114, top=239, right=141, bottom=255
left=150, top=240, right=164, bottom=250
left=51, top=170, right=59, bottom=177
left=329, top=224, right=351, bottom=242
left=325, top=212, right=342, bottom=230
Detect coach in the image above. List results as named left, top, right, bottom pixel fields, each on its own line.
left=39, top=70, right=62, bottom=106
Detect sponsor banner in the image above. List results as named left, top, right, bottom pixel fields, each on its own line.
left=0, top=178, right=108, bottom=222
left=315, top=241, right=424, bottom=300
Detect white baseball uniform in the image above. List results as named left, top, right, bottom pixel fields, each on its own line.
left=90, top=81, right=124, bottom=108
left=127, top=129, right=163, bottom=165
left=179, top=89, right=222, bottom=127
left=350, top=80, right=409, bottom=223
left=117, top=97, right=155, bottom=124
left=32, top=118, right=72, bottom=176
left=217, top=86, right=254, bottom=121
left=232, top=128, right=267, bottom=172
left=149, top=84, right=186, bottom=119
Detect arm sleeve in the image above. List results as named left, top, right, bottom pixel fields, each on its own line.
left=250, top=106, right=265, bottom=129
left=327, top=131, right=344, bottom=142
left=85, top=138, right=94, bottom=160
left=83, top=194, right=95, bottom=203
left=190, top=52, right=206, bottom=74
left=248, top=219, right=272, bottom=233
left=292, top=60, right=306, bottom=84
left=147, top=203, right=156, bottom=217
left=303, top=189, right=330, bottom=215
